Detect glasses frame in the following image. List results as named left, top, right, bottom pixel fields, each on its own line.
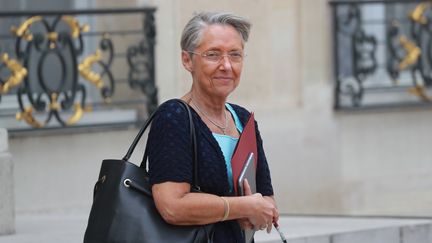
left=187, top=50, right=246, bottom=63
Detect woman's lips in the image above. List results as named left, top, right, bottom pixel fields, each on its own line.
left=213, top=77, right=233, bottom=82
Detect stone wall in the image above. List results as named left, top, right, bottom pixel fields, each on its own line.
left=0, top=129, right=14, bottom=235
left=144, top=0, right=344, bottom=214
left=5, top=0, right=432, bottom=216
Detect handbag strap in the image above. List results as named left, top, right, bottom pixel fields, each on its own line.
left=122, top=99, right=201, bottom=192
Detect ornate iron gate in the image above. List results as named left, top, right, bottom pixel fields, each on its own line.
left=330, top=0, right=432, bottom=109
left=0, top=8, right=157, bottom=132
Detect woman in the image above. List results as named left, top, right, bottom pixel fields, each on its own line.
left=147, top=12, right=279, bottom=242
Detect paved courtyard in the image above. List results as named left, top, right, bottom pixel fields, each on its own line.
left=0, top=212, right=431, bottom=243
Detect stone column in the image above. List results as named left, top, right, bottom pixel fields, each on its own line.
left=0, top=128, right=14, bottom=235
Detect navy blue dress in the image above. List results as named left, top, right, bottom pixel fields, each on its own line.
left=147, top=99, right=274, bottom=243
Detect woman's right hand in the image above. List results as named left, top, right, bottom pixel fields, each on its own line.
left=242, top=179, right=276, bottom=231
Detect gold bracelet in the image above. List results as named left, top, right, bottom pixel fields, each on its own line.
left=220, top=197, right=230, bottom=221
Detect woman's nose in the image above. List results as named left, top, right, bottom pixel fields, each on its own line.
left=219, top=56, right=232, bottom=70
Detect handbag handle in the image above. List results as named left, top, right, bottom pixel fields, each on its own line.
left=122, top=99, right=201, bottom=191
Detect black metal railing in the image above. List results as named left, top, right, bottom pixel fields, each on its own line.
left=0, top=8, right=157, bottom=133
left=330, top=0, right=432, bottom=109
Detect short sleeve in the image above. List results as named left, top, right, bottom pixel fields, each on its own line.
left=147, top=101, right=194, bottom=185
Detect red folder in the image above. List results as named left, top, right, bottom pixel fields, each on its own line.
left=231, top=112, right=258, bottom=195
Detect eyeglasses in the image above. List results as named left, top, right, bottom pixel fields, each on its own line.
left=188, top=50, right=245, bottom=63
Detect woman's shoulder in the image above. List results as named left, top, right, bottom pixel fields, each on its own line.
left=157, top=98, right=187, bottom=111
left=149, top=99, right=192, bottom=135
left=155, top=99, right=190, bottom=118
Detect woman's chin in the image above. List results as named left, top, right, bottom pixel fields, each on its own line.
left=214, top=88, right=236, bottom=99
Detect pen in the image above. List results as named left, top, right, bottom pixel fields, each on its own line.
left=273, top=222, right=287, bottom=243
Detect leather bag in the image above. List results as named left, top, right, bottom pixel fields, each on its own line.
left=83, top=99, right=214, bottom=243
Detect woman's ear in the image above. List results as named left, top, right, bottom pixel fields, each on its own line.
left=181, top=51, right=193, bottom=72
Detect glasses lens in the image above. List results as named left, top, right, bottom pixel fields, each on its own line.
left=202, top=51, right=221, bottom=62
left=201, top=51, right=244, bottom=63
left=228, top=52, right=243, bottom=62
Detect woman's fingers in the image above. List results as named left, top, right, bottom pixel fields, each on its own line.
left=266, top=221, right=272, bottom=233
left=237, top=218, right=254, bottom=230
left=273, top=207, right=279, bottom=224
left=263, top=196, right=280, bottom=225
left=244, top=181, right=276, bottom=230
left=255, top=221, right=272, bottom=232
left=247, top=193, right=275, bottom=228
left=243, top=179, right=252, bottom=196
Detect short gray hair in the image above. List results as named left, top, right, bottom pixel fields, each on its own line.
left=180, top=12, right=251, bottom=52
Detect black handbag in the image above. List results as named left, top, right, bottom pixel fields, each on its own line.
left=83, top=99, right=215, bottom=243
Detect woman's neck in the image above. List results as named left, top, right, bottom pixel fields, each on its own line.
left=184, top=91, right=226, bottom=117
left=183, top=90, right=238, bottom=137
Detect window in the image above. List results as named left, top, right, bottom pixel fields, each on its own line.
left=0, top=1, right=157, bottom=133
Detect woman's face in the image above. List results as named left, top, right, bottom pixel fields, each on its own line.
left=182, top=24, right=244, bottom=99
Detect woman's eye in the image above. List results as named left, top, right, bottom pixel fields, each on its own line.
left=206, top=52, right=220, bottom=57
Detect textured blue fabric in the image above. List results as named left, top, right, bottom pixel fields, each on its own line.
left=147, top=99, right=274, bottom=243
left=212, top=103, right=244, bottom=192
